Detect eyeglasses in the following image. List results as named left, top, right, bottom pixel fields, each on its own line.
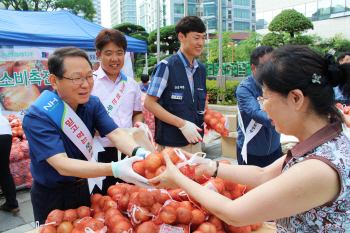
left=61, top=76, right=94, bottom=85
left=257, top=93, right=280, bottom=107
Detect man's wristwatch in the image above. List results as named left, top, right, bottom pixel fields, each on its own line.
left=132, top=146, right=142, bottom=157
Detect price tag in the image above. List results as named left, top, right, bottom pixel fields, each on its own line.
left=160, top=224, right=185, bottom=233
left=204, top=181, right=218, bottom=193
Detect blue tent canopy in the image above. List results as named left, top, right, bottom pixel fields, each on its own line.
left=0, top=9, right=147, bottom=53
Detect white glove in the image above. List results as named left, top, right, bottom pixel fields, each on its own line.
left=135, top=147, right=151, bottom=159
left=111, top=156, right=153, bottom=188
left=179, top=120, right=203, bottom=144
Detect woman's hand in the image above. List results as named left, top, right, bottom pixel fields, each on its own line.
left=180, top=149, right=215, bottom=178
left=148, top=152, right=185, bottom=189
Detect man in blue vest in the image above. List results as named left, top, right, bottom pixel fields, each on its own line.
left=235, top=46, right=282, bottom=167
left=145, top=15, right=207, bottom=153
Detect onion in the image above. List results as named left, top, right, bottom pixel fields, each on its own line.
left=190, top=209, right=206, bottom=225
left=111, top=220, right=133, bottom=233
left=138, top=191, right=155, bottom=207
left=160, top=206, right=177, bottom=224
left=133, top=160, right=146, bottom=176
left=208, top=118, right=219, bottom=128
left=208, top=215, right=223, bottom=230
left=76, top=206, right=91, bottom=219
left=137, top=221, right=157, bottom=233
left=145, top=154, right=162, bottom=172
left=98, top=196, right=112, bottom=209
left=57, top=222, right=73, bottom=233
left=62, top=209, right=77, bottom=223
left=150, top=202, right=162, bottom=216
left=90, top=193, right=102, bottom=205
left=47, top=209, right=64, bottom=226
left=204, top=114, right=212, bottom=124
left=135, top=207, right=151, bottom=222
left=176, top=207, right=193, bottom=224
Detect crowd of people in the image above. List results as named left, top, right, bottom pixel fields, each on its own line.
left=1, top=14, right=350, bottom=232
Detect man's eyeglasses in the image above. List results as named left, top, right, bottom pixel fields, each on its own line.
left=61, top=76, right=94, bottom=85
left=257, top=93, right=280, bottom=107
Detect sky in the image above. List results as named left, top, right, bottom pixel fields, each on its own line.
left=101, top=0, right=111, bottom=28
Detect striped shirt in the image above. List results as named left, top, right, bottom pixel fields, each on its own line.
left=147, top=50, right=199, bottom=98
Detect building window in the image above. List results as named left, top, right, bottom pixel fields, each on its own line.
left=189, top=4, right=196, bottom=15
left=234, top=9, right=250, bottom=18
left=234, top=21, right=250, bottom=30
left=234, top=0, right=250, bottom=6
left=228, top=23, right=232, bottom=30
left=174, top=3, right=184, bottom=14
left=306, top=1, right=318, bottom=21
left=319, top=0, right=331, bottom=13
left=174, top=17, right=182, bottom=24
left=252, top=12, right=255, bottom=17
left=332, top=0, right=346, bottom=13
left=252, top=25, right=255, bottom=31
left=331, top=0, right=345, bottom=14
left=203, top=4, right=216, bottom=16
left=228, top=10, right=232, bottom=19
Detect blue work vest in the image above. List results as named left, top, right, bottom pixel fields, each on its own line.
left=155, top=54, right=207, bottom=147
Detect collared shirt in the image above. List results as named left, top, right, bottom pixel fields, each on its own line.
left=277, top=121, right=350, bottom=232
left=22, top=90, right=118, bottom=187
left=91, top=67, right=142, bottom=147
left=147, top=50, right=199, bottom=98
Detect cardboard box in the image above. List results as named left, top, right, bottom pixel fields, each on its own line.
left=224, top=114, right=237, bottom=132
left=221, top=132, right=238, bottom=159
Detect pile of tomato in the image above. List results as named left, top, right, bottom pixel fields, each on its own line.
left=41, top=160, right=262, bottom=233
left=3, top=114, right=33, bottom=189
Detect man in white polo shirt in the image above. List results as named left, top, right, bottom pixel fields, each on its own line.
left=91, top=28, right=144, bottom=195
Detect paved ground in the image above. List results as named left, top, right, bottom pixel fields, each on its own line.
left=0, top=137, right=237, bottom=233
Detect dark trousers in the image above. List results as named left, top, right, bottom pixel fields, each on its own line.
left=91, top=147, right=127, bottom=196
left=0, top=134, right=18, bottom=209
left=30, top=180, right=90, bottom=224
left=237, top=145, right=282, bottom=168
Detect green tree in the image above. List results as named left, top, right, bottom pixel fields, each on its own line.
left=148, top=25, right=180, bottom=54
left=261, top=9, right=314, bottom=47
left=312, top=34, right=350, bottom=58
left=1, top=0, right=96, bottom=21
left=208, top=30, right=237, bottom=63
left=233, top=31, right=262, bottom=62
left=113, top=23, right=150, bottom=76
left=114, top=23, right=146, bottom=36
